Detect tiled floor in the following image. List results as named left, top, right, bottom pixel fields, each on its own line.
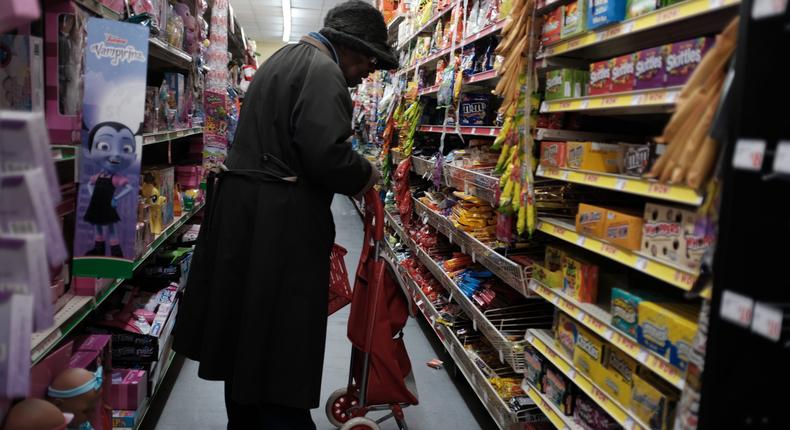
left=143, top=197, right=497, bottom=430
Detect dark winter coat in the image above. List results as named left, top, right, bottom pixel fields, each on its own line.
left=172, top=36, right=372, bottom=409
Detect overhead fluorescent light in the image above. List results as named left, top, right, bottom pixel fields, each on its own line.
left=282, top=0, right=292, bottom=42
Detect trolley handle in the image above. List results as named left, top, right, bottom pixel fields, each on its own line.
left=363, top=188, right=384, bottom=242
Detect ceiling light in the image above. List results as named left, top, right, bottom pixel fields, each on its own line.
left=282, top=0, right=291, bottom=42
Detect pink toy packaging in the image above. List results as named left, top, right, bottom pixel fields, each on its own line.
left=109, top=369, right=147, bottom=410
left=0, top=0, right=40, bottom=33
left=0, top=34, right=44, bottom=111
left=44, top=0, right=87, bottom=144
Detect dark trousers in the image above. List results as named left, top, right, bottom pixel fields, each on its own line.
left=225, top=381, right=316, bottom=430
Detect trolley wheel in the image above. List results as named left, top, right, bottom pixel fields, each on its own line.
left=325, top=388, right=361, bottom=428
left=340, top=417, right=380, bottom=430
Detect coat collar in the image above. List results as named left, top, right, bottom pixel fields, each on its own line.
left=300, top=34, right=338, bottom=64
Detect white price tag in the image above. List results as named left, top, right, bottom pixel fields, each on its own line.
left=636, top=350, right=649, bottom=363
left=540, top=101, right=549, bottom=112
left=471, top=128, right=477, bottom=135
left=472, top=252, right=476, bottom=263
left=752, top=0, right=788, bottom=19
left=423, top=216, right=429, bottom=225
left=635, top=257, right=648, bottom=271
left=751, top=302, right=783, bottom=342
left=603, top=328, right=614, bottom=340
left=416, top=299, right=423, bottom=307
left=576, top=236, right=586, bottom=247
left=631, top=94, right=643, bottom=106
left=560, top=171, right=570, bottom=181
left=624, top=417, right=635, bottom=430
left=473, top=318, right=478, bottom=331
left=449, top=291, right=454, bottom=302
left=615, top=178, right=627, bottom=190
left=537, top=128, right=546, bottom=140
left=499, top=350, right=505, bottom=363
left=576, top=310, right=586, bottom=321
left=665, top=91, right=679, bottom=104
left=709, top=0, right=723, bottom=6
left=772, top=142, right=790, bottom=174
left=526, top=332, right=535, bottom=343
left=552, top=296, right=560, bottom=305
left=580, top=99, right=590, bottom=110
left=720, top=290, right=754, bottom=327
left=733, top=139, right=766, bottom=171
left=622, top=21, right=635, bottom=33
left=595, top=32, right=606, bottom=42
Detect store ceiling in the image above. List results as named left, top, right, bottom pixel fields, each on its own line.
left=232, top=0, right=368, bottom=43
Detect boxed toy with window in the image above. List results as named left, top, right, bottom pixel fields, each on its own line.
left=45, top=1, right=86, bottom=144
left=576, top=203, right=607, bottom=238
left=588, top=60, right=612, bottom=95
left=555, top=312, right=580, bottom=359
left=562, top=0, right=587, bottom=38
left=602, top=347, right=638, bottom=406
left=542, top=6, right=564, bottom=45
left=664, top=37, right=713, bottom=87
left=642, top=203, right=708, bottom=269
left=610, top=53, right=635, bottom=93
left=631, top=369, right=678, bottom=430
left=163, top=72, right=185, bottom=128
left=0, top=34, right=44, bottom=111
left=544, top=367, right=575, bottom=415
left=562, top=254, right=598, bottom=303
left=142, top=166, right=175, bottom=229
left=573, top=325, right=607, bottom=381
left=109, top=369, right=147, bottom=410
left=637, top=301, right=698, bottom=370
left=587, top=0, right=626, bottom=29
left=540, top=141, right=567, bottom=168
left=634, top=47, right=665, bottom=90
left=566, top=141, right=620, bottom=173
left=604, top=208, right=643, bottom=250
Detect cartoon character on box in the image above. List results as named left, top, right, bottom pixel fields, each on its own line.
left=82, top=122, right=138, bottom=258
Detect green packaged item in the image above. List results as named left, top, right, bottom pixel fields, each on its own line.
left=562, top=0, right=587, bottom=39
left=627, top=0, right=659, bottom=18
left=545, top=69, right=583, bottom=100
left=575, top=70, right=589, bottom=97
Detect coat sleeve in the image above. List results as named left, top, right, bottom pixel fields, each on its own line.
left=290, top=58, right=372, bottom=196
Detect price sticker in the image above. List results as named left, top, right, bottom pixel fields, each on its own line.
left=595, top=31, right=606, bottom=42
left=601, top=243, right=618, bottom=256
left=733, top=139, right=766, bottom=171
left=665, top=91, right=678, bottom=104
left=751, top=302, right=783, bottom=342
left=423, top=216, right=429, bottom=225
left=602, top=328, right=614, bottom=340
left=526, top=332, right=535, bottom=343
left=499, top=349, right=505, bottom=363
left=772, top=142, right=790, bottom=174
left=576, top=236, right=587, bottom=247
left=710, top=0, right=723, bottom=6
left=613, top=178, right=627, bottom=190
left=631, top=94, right=643, bottom=106
left=567, top=368, right=576, bottom=379
left=560, top=171, right=570, bottom=181
left=624, top=417, right=636, bottom=430
left=602, top=96, right=618, bottom=106
left=635, top=257, right=648, bottom=271
left=720, top=290, right=754, bottom=327
left=540, top=101, right=549, bottom=112
left=622, top=21, right=635, bottom=33
left=473, top=318, right=478, bottom=331
left=472, top=252, right=476, bottom=263
left=551, top=295, right=560, bottom=305
left=636, top=350, right=649, bottom=363
left=580, top=99, right=590, bottom=109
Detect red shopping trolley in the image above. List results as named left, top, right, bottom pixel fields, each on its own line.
left=325, top=189, right=419, bottom=430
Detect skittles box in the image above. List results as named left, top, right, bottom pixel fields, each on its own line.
left=664, top=37, right=714, bottom=87
left=634, top=47, right=665, bottom=90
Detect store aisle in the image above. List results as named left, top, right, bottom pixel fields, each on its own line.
left=144, top=197, right=496, bottom=430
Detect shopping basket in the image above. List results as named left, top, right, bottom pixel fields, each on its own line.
left=329, top=244, right=352, bottom=315
left=325, top=189, right=418, bottom=430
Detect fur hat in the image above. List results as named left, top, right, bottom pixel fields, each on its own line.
left=319, top=0, right=398, bottom=70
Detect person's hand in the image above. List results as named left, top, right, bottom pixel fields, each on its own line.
left=353, top=161, right=380, bottom=202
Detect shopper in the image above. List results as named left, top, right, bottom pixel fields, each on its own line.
left=172, top=1, right=397, bottom=429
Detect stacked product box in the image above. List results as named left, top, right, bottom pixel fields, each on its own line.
left=586, top=37, right=714, bottom=95
left=545, top=69, right=588, bottom=100
left=641, top=202, right=710, bottom=269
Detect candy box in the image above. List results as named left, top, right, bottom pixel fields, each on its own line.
left=574, top=393, right=621, bottom=430
left=617, top=142, right=655, bottom=176
left=524, top=346, right=546, bottom=389
left=545, top=245, right=568, bottom=272
left=587, top=0, right=626, bottom=30
left=459, top=93, right=490, bottom=126
left=576, top=203, right=607, bottom=238
left=109, top=369, right=148, bottom=410
left=627, top=0, right=659, bottom=18
left=541, top=141, right=567, bottom=168
left=588, top=60, right=612, bottom=95
left=573, top=326, right=607, bottom=382
left=542, top=6, right=564, bottom=45
left=562, top=254, right=598, bottom=303
left=604, top=208, right=643, bottom=250
left=631, top=370, right=678, bottom=430
left=533, top=261, right=564, bottom=289
left=611, top=287, right=652, bottom=339
left=664, top=37, right=713, bottom=87
left=543, top=367, right=575, bottom=415
left=642, top=203, right=708, bottom=269
left=601, top=347, right=638, bottom=406
left=610, top=53, right=635, bottom=93
left=566, top=141, right=620, bottom=173
left=0, top=34, right=44, bottom=111
left=634, top=47, right=665, bottom=90
left=545, top=69, right=575, bottom=100
left=555, top=312, right=580, bottom=358
left=637, top=301, right=698, bottom=370
left=112, top=408, right=141, bottom=429
left=562, top=0, right=587, bottom=39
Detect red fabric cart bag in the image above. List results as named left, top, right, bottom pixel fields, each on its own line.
left=347, top=256, right=417, bottom=406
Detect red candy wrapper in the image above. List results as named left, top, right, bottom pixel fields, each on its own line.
left=588, top=60, right=612, bottom=96
left=540, top=141, right=567, bottom=168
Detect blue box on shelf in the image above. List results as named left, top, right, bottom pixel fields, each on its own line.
left=587, top=0, right=627, bottom=30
